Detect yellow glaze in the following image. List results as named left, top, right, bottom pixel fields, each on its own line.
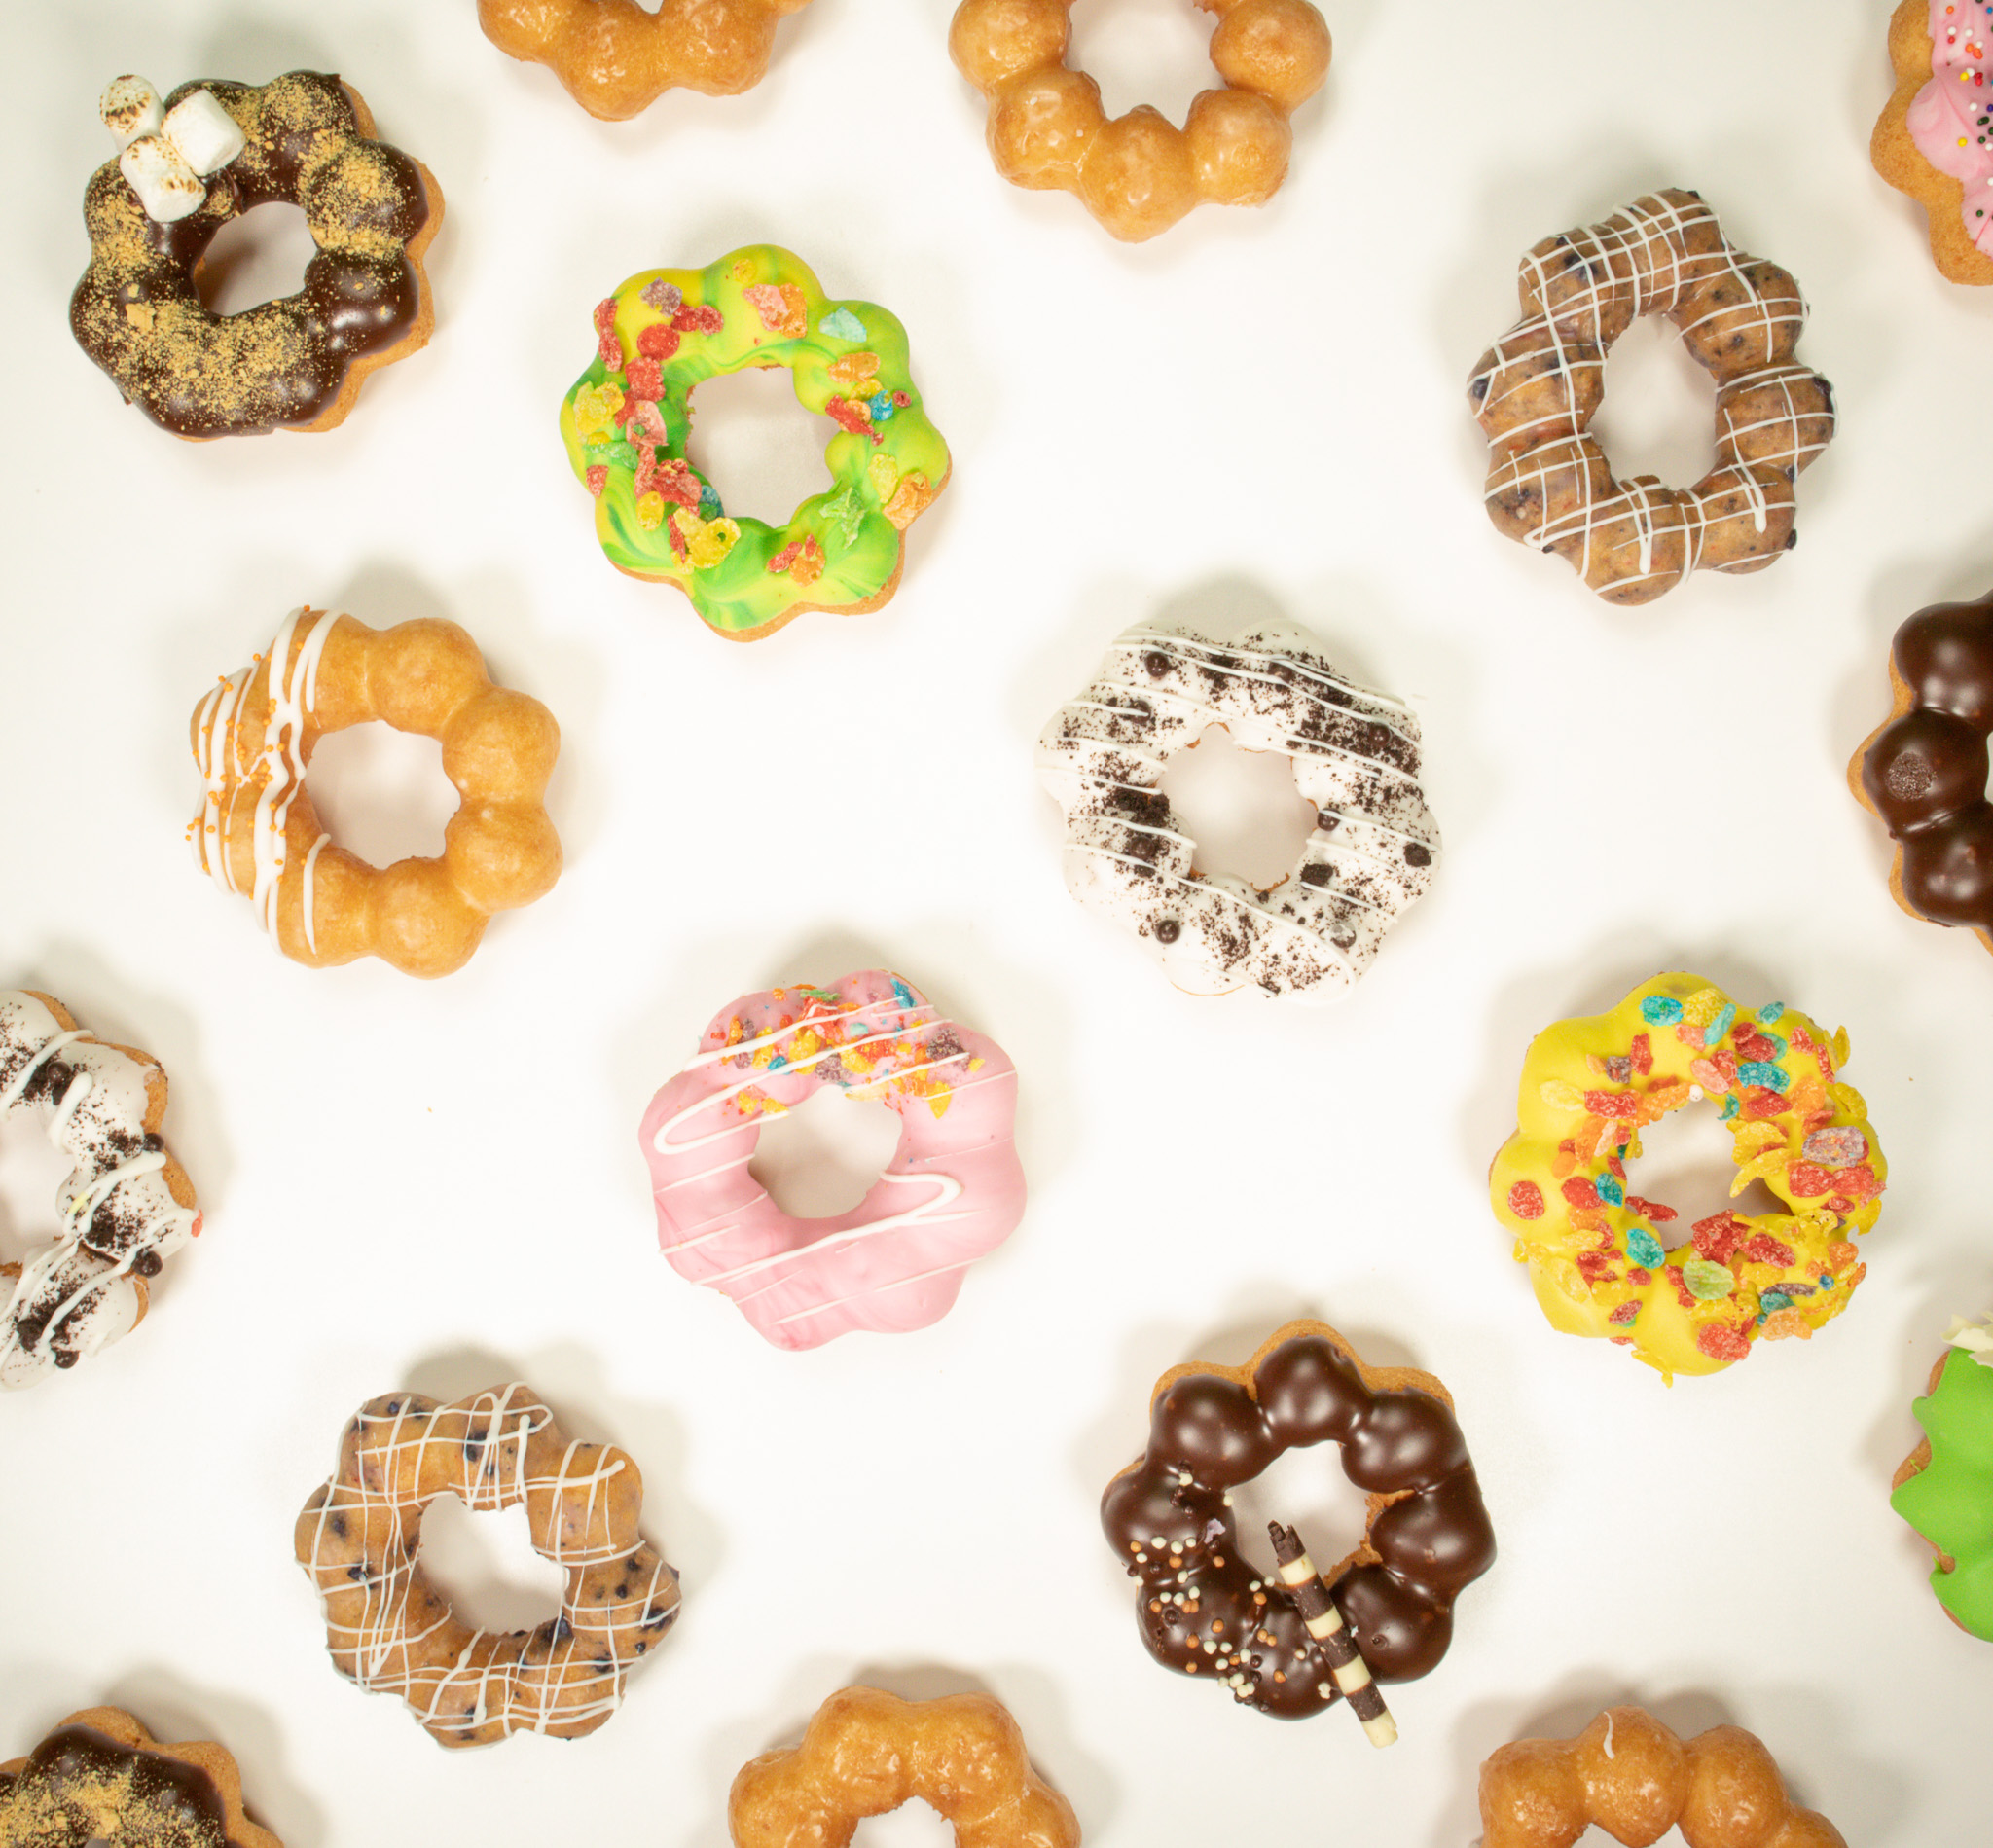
left=1489, top=973, right=1885, bottom=1381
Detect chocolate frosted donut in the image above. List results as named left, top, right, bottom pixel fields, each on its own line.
left=1850, top=589, right=1993, bottom=951
left=71, top=72, right=442, bottom=438
left=1100, top=1321, right=1494, bottom=1718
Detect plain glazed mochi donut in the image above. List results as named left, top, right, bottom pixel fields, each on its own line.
left=1479, top=1706, right=1846, bottom=1848
left=294, top=1383, right=681, bottom=1748
left=1037, top=611, right=1438, bottom=1002
left=0, top=990, right=200, bottom=1389
left=1468, top=189, right=1836, bottom=604
left=638, top=971, right=1024, bottom=1349
left=1489, top=973, right=1885, bottom=1381
left=0, top=1707, right=280, bottom=1848
left=189, top=606, right=562, bottom=977
left=729, top=1687, right=1080, bottom=1848
left=948, top=0, right=1331, bottom=241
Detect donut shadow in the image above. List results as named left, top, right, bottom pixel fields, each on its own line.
left=100, top=1664, right=324, bottom=1848
left=689, top=1654, right=1116, bottom=1844
left=1436, top=1677, right=1895, bottom=1848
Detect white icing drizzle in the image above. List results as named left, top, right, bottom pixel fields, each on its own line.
left=0, top=993, right=199, bottom=1389
left=192, top=607, right=335, bottom=949
left=296, top=1385, right=679, bottom=1744
left=1035, top=614, right=1440, bottom=1003
left=1469, top=191, right=1835, bottom=601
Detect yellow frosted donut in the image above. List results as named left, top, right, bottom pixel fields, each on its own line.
left=1489, top=973, right=1886, bottom=1381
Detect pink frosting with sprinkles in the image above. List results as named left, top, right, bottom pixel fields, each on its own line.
left=1912, top=1, right=1993, bottom=251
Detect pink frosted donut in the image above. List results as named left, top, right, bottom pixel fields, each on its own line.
left=637, top=971, right=1024, bottom=1349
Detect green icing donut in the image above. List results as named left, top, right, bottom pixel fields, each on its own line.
left=1893, top=1342, right=1993, bottom=1640
left=560, top=245, right=950, bottom=641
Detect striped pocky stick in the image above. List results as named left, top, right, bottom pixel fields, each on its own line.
left=1267, top=1520, right=1397, bottom=1748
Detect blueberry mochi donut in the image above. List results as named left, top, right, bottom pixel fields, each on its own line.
left=561, top=246, right=950, bottom=641
left=1490, top=973, right=1885, bottom=1380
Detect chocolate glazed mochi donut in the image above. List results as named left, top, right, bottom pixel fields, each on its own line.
left=1101, top=1321, right=1494, bottom=1718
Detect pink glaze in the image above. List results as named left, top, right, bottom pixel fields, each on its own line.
left=637, top=971, right=1025, bottom=1350
left=1913, top=1, right=1993, bottom=252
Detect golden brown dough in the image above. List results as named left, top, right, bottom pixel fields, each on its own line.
left=729, top=1686, right=1079, bottom=1847
left=1871, top=0, right=1993, bottom=285
left=949, top=0, right=1329, bottom=241
left=1479, top=1706, right=1846, bottom=1848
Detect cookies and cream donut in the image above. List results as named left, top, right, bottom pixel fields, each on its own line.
left=1468, top=189, right=1836, bottom=603
left=1873, top=2, right=1993, bottom=283
left=1036, top=613, right=1438, bottom=1002
left=1101, top=1321, right=1495, bottom=1718
left=72, top=72, right=442, bottom=438
left=0, top=990, right=200, bottom=1389
left=295, top=1383, right=680, bottom=1748
left=729, top=1686, right=1080, bottom=1848
left=638, top=971, right=1023, bottom=1349
left=1892, top=1313, right=1993, bottom=1641
left=189, top=606, right=562, bottom=977
left=0, top=1707, right=279, bottom=1847
left=1849, top=587, right=1993, bottom=953
left=1489, top=973, right=1885, bottom=1381
left=1479, top=1706, right=1846, bottom=1848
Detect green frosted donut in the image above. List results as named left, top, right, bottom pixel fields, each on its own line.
left=1893, top=1331, right=1993, bottom=1641
left=559, top=245, right=950, bottom=641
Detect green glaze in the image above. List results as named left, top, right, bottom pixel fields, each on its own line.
left=560, top=245, right=950, bottom=640
left=1893, top=1345, right=1993, bottom=1640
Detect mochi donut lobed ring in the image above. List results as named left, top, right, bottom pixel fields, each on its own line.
left=1036, top=612, right=1439, bottom=1003
left=1479, top=1706, right=1846, bottom=1848
left=948, top=0, right=1331, bottom=241
left=1891, top=1313, right=1993, bottom=1641
left=1490, top=973, right=1885, bottom=1382
left=729, top=1686, right=1080, bottom=1848
left=638, top=971, right=1024, bottom=1350
left=1468, top=189, right=1836, bottom=604
left=189, top=606, right=562, bottom=978
left=1100, top=1320, right=1496, bottom=1718
left=0, top=1706, right=280, bottom=1847
left=478, top=0, right=813, bottom=121
left=295, top=1383, right=681, bottom=1748
left=0, top=990, right=201, bottom=1389
left=73, top=72, right=442, bottom=438
left=562, top=246, right=949, bottom=641
left=1848, top=587, right=1993, bottom=954
left=1872, top=1, right=1993, bottom=284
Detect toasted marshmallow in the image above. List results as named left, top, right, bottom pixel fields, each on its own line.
left=101, top=75, right=163, bottom=148
left=102, top=79, right=245, bottom=222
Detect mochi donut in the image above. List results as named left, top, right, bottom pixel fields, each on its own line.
left=638, top=971, right=1024, bottom=1349
left=73, top=72, right=441, bottom=438
left=1873, top=1, right=1993, bottom=283
left=295, top=1383, right=681, bottom=1747
left=1479, top=1706, right=1846, bottom=1848
left=730, top=1686, right=1080, bottom=1848
left=1490, top=973, right=1885, bottom=1381
left=1036, top=612, right=1438, bottom=1002
left=1892, top=1312, right=1993, bottom=1641
left=0, top=990, right=201, bottom=1389
left=0, top=1707, right=280, bottom=1847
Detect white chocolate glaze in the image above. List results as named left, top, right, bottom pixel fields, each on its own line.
left=0, top=991, right=199, bottom=1389
left=1036, top=614, right=1440, bottom=1002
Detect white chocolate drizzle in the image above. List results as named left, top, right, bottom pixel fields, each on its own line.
left=1035, top=614, right=1439, bottom=1003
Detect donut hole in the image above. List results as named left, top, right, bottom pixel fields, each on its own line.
left=1625, top=1103, right=1788, bottom=1229
left=1592, top=317, right=1719, bottom=489
left=1066, top=0, right=1218, bottom=124
left=748, top=1088, right=905, bottom=1219
left=683, top=366, right=837, bottom=526
left=1229, top=1443, right=1373, bottom=1585
left=0, top=1106, right=70, bottom=1264
left=1158, top=725, right=1318, bottom=892
left=194, top=201, right=318, bottom=315
left=851, top=1801, right=954, bottom=1845
left=417, top=1494, right=568, bottom=1633
left=306, top=724, right=459, bottom=869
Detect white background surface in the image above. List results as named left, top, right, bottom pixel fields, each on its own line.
left=3, top=0, right=1990, bottom=1842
